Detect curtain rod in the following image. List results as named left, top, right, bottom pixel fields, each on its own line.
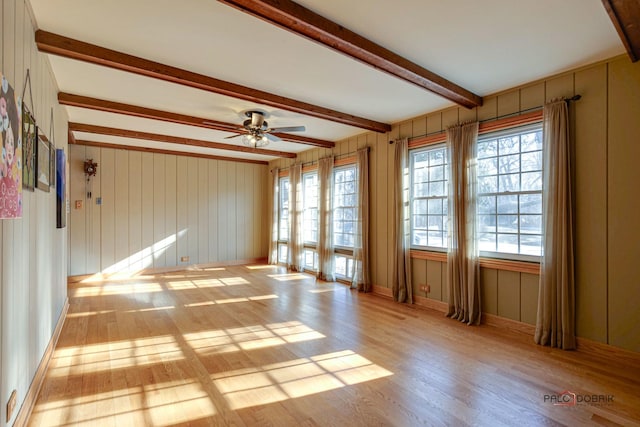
left=393, top=94, right=582, bottom=144
left=270, top=146, right=369, bottom=173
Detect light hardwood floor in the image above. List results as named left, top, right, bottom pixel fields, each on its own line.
left=29, top=265, right=640, bottom=426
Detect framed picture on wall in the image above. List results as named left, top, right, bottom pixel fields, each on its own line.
left=22, top=105, right=36, bottom=191
left=48, top=140, right=55, bottom=189
left=0, top=73, right=23, bottom=219
left=56, top=148, right=66, bottom=228
left=36, top=130, right=50, bottom=192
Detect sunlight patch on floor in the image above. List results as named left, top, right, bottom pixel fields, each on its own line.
left=184, top=321, right=325, bottom=356
left=212, top=350, right=393, bottom=410
left=49, top=335, right=183, bottom=377
left=72, top=282, right=164, bottom=297
left=31, top=379, right=216, bottom=426
left=183, top=294, right=279, bottom=308
left=268, top=273, right=309, bottom=281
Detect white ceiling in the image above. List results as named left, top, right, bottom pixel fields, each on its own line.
left=29, top=0, right=624, bottom=163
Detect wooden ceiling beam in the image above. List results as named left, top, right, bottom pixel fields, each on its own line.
left=36, top=30, right=390, bottom=133
left=602, top=0, right=640, bottom=62
left=70, top=139, right=268, bottom=165
left=58, top=92, right=335, bottom=148
left=68, top=122, right=297, bottom=158
left=218, top=0, right=483, bottom=108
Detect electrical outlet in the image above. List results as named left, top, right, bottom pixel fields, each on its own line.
left=419, top=284, right=431, bottom=294
left=7, top=390, right=16, bottom=422
left=180, top=256, right=189, bottom=262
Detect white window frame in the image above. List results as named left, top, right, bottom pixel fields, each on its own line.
left=477, top=123, right=543, bottom=262
left=302, top=172, right=319, bottom=245
left=409, top=144, right=448, bottom=251
left=332, top=165, right=358, bottom=251
left=277, top=177, right=290, bottom=263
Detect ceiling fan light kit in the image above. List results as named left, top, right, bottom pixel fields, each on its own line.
left=225, top=110, right=305, bottom=148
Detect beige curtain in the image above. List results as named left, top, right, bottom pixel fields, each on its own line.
left=352, top=148, right=371, bottom=291
left=317, top=156, right=335, bottom=281
left=392, top=138, right=412, bottom=303
left=287, top=163, right=304, bottom=271
left=446, top=121, right=481, bottom=325
left=535, top=99, right=576, bottom=350
left=268, top=168, right=279, bottom=264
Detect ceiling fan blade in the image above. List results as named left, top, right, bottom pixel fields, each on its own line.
left=269, top=126, right=305, bottom=133
left=265, top=133, right=281, bottom=143
left=224, top=133, right=244, bottom=139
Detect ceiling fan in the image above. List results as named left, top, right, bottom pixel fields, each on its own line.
left=224, top=110, right=305, bottom=148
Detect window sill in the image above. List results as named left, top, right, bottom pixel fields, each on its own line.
left=409, top=249, right=540, bottom=274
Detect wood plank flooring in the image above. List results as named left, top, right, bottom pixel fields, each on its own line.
left=29, top=265, right=640, bottom=426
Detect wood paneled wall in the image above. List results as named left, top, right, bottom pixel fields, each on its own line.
left=68, top=146, right=269, bottom=276
left=270, top=55, right=640, bottom=353
left=0, top=0, right=70, bottom=425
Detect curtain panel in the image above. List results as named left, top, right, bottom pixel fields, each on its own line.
left=317, top=156, right=335, bottom=281
left=287, top=163, right=304, bottom=271
left=535, top=99, right=576, bottom=350
left=392, top=138, right=413, bottom=303
left=268, top=167, right=279, bottom=264
left=446, top=121, right=481, bottom=325
left=352, top=148, right=371, bottom=292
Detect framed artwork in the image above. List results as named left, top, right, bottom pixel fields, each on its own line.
left=22, top=105, right=36, bottom=191
left=56, top=148, right=66, bottom=228
left=36, top=131, right=50, bottom=192
left=0, top=73, right=23, bottom=219
left=49, top=140, right=55, bottom=189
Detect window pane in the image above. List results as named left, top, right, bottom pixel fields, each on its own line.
left=429, top=165, right=444, bottom=181
left=499, top=174, right=520, bottom=192
left=497, top=195, right=518, bottom=214
left=521, top=172, right=542, bottom=191
left=429, top=181, right=445, bottom=197
left=478, top=176, right=497, bottom=193
left=278, top=244, right=288, bottom=263
left=499, top=154, right=520, bottom=174
left=428, top=215, right=443, bottom=230
left=521, top=151, right=542, bottom=172
left=478, top=140, right=497, bottom=158
left=479, top=233, right=496, bottom=252
left=498, top=215, right=518, bottom=233
left=520, top=214, right=542, bottom=234
left=428, top=231, right=445, bottom=247
left=520, top=235, right=542, bottom=256
left=499, top=136, right=520, bottom=154
left=478, top=196, right=496, bottom=214
left=497, top=234, right=518, bottom=253
left=428, top=199, right=443, bottom=215
left=478, top=214, right=496, bottom=233
left=478, top=158, right=497, bottom=176
left=413, top=199, right=427, bottom=215
left=429, top=149, right=444, bottom=165
left=521, top=131, right=542, bottom=152
left=520, top=194, right=542, bottom=214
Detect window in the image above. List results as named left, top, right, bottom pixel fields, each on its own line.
left=278, top=177, right=290, bottom=242
left=333, top=166, right=357, bottom=248
left=334, top=254, right=354, bottom=279
left=477, top=124, right=543, bottom=258
left=302, top=172, right=318, bottom=244
left=303, top=249, right=319, bottom=270
left=410, top=145, right=448, bottom=249
left=277, top=177, right=290, bottom=263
